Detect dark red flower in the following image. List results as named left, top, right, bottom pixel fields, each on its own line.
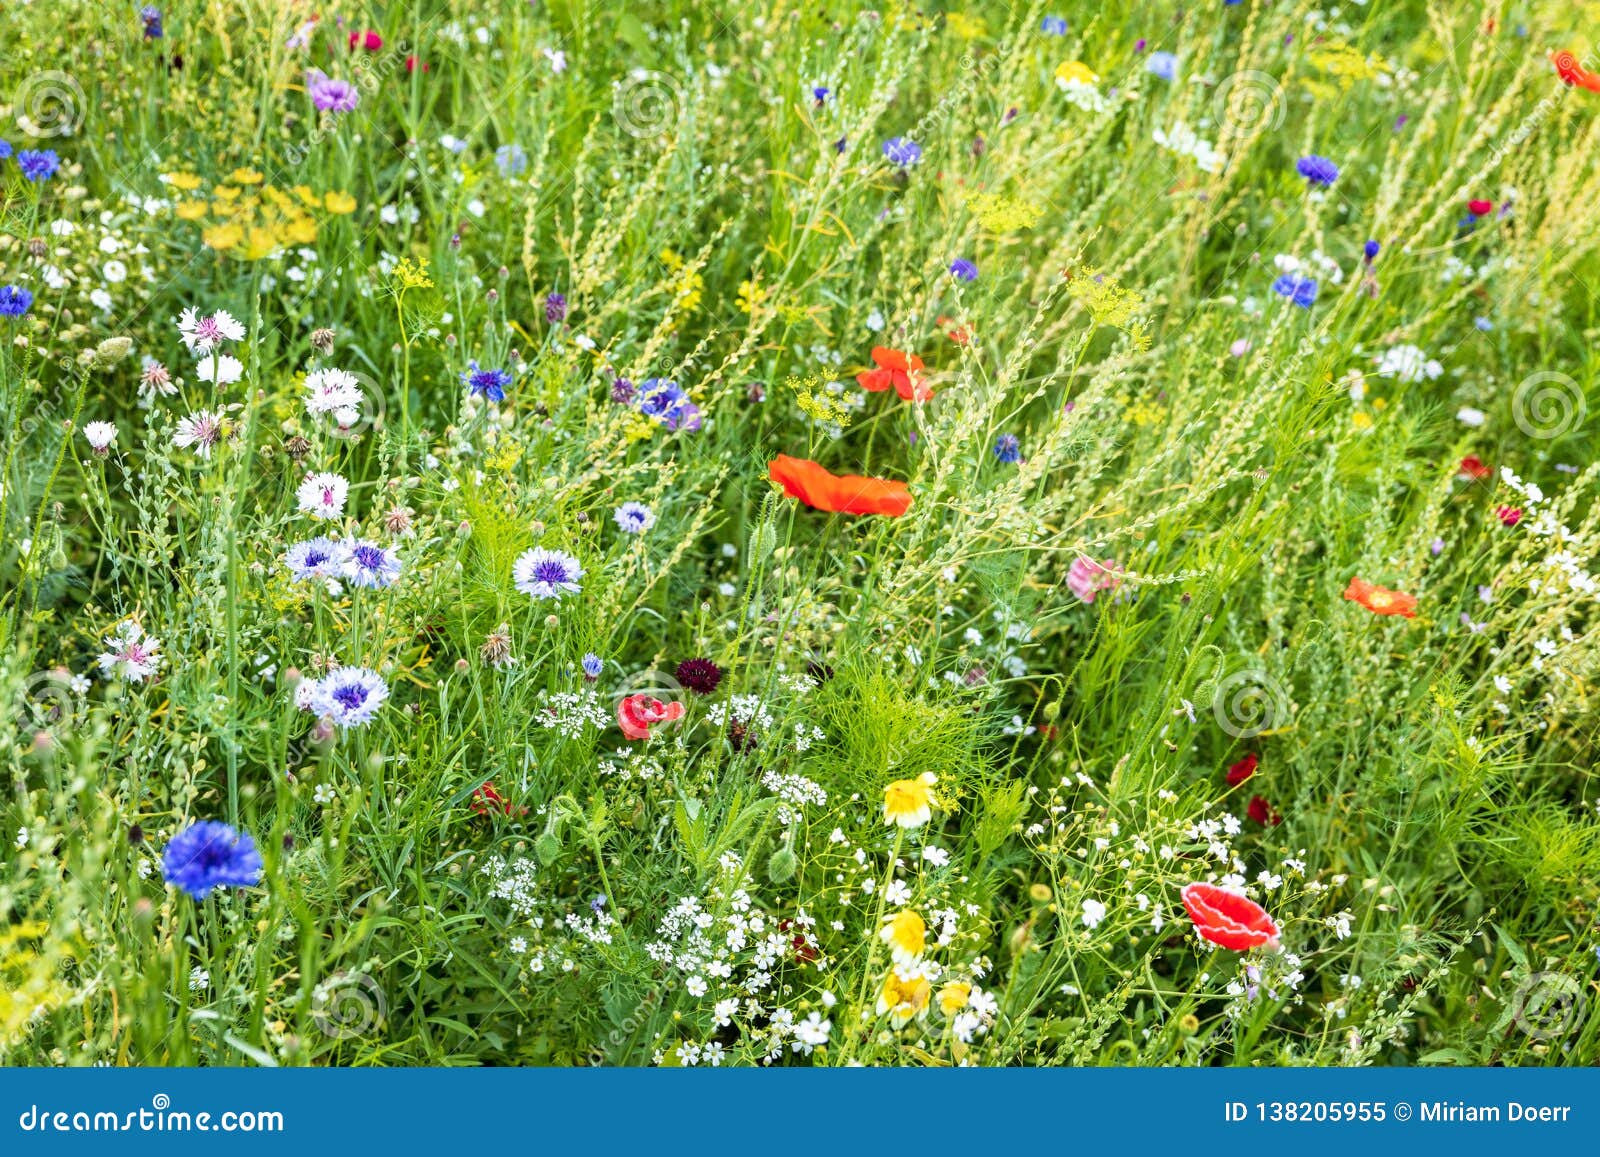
left=1246, top=794, right=1282, bottom=826
left=1496, top=505, right=1522, bottom=527
left=1226, top=752, right=1258, bottom=787
left=1458, top=455, right=1492, bottom=481
left=1181, top=882, right=1281, bottom=951
left=675, top=658, right=723, bottom=695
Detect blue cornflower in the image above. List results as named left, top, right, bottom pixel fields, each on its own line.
left=284, top=536, right=344, bottom=582
left=341, top=540, right=402, bottom=589
left=162, top=821, right=264, bottom=899
left=613, top=501, right=655, bottom=534
left=1296, top=155, right=1339, bottom=187
left=949, top=258, right=979, bottom=283
left=460, top=360, right=512, bottom=401
left=1474, top=316, right=1493, bottom=332
left=1363, top=239, right=1380, bottom=263
left=513, top=547, right=584, bottom=600
left=637, top=378, right=701, bottom=431
left=581, top=653, right=604, bottom=680
left=1041, top=16, right=1068, bottom=35
left=882, top=136, right=922, bottom=168
left=1272, top=274, right=1318, bottom=308
left=994, top=433, right=1022, bottom=463
left=140, top=6, right=164, bottom=38
left=312, top=666, right=390, bottom=728
left=494, top=143, right=528, bottom=177
left=1146, top=52, right=1178, bottom=81
left=812, top=86, right=830, bottom=104
left=0, top=140, right=12, bottom=159
left=16, top=149, right=61, bottom=182
left=0, top=285, right=33, bottom=318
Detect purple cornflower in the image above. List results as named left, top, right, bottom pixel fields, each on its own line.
left=613, top=501, right=655, bottom=534
left=162, top=821, right=263, bottom=899
left=637, top=378, right=700, bottom=431
left=994, top=433, right=1022, bottom=463
left=882, top=137, right=922, bottom=167
left=949, top=258, right=979, bottom=283
left=1296, top=155, right=1339, bottom=187
left=512, top=547, right=584, bottom=600
left=610, top=377, right=637, bottom=404
left=16, top=150, right=60, bottom=182
left=341, top=541, right=402, bottom=589
left=0, top=285, right=33, bottom=317
left=544, top=291, right=567, bottom=324
left=140, top=6, right=164, bottom=38
left=307, top=70, right=359, bottom=114
left=1272, top=274, right=1318, bottom=309
left=461, top=360, right=512, bottom=401
left=494, top=143, right=528, bottom=177
left=581, top=653, right=604, bottom=680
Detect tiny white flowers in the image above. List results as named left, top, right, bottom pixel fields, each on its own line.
left=297, top=471, right=350, bottom=521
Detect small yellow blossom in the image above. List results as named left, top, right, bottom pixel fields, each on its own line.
left=937, top=982, right=972, bottom=1017
left=174, top=200, right=209, bottom=221
left=163, top=172, right=202, bottom=192
left=1055, top=61, right=1099, bottom=87
left=877, top=967, right=932, bottom=1025
left=883, top=771, right=937, bottom=829
left=228, top=168, right=264, bottom=185
left=202, top=222, right=243, bottom=251
left=324, top=191, right=358, bottom=215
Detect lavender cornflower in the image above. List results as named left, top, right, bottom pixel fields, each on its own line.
left=307, top=70, right=359, bottom=114
left=581, top=653, right=604, bottom=680
left=162, top=821, right=263, bottom=899
left=0, top=140, right=11, bottom=160
left=16, top=149, right=60, bottom=182
left=312, top=666, right=390, bottom=728
left=544, top=292, right=567, bottom=324
left=882, top=137, right=922, bottom=168
left=1271, top=274, right=1318, bottom=309
left=461, top=360, right=512, bottom=401
left=1146, top=52, right=1178, bottom=81
left=637, top=378, right=701, bottom=431
left=949, top=258, right=979, bottom=283
left=512, top=547, right=584, bottom=600
left=494, top=143, right=528, bottom=177
left=1041, top=15, right=1068, bottom=35
left=610, top=377, right=637, bottom=404
left=341, top=541, right=402, bottom=589
left=285, top=537, right=346, bottom=583
left=0, top=285, right=33, bottom=317
left=140, top=6, right=164, bottom=38
left=1296, top=155, right=1339, bottom=187
left=994, top=433, right=1022, bottom=463
left=613, top=501, right=655, bottom=534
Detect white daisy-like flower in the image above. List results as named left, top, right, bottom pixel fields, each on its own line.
left=177, top=307, right=246, bottom=354
left=194, top=353, right=245, bottom=385
left=512, top=547, right=584, bottom=600
left=303, top=368, right=364, bottom=416
left=297, top=471, right=350, bottom=521
left=82, top=421, right=117, bottom=454
left=97, top=621, right=163, bottom=683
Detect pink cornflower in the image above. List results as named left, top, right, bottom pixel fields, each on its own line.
left=297, top=471, right=350, bottom=521
left=176, top=307, right=245, bottom=355
left=1067, top=556, right=1123, bottom=603
left=172, top=410, right=227, bottom=458
left=97, top=622, right=163, bottom=684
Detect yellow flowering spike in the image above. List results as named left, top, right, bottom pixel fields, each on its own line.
left=883, top=771, right=937, bottom=829
left=324, top=191, right=358, bottom=215
left=967, top=191, right=1043, bottom=233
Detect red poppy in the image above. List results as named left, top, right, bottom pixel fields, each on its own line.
left=936, top=315, right=971, bottom=345
left=1181, top=882, right=1281, bottom=951
left=405, top=55, right=429, bottom=74
left=856, top=346, right=932, bottom=402
left=1246, top=795, right=1282, bottom=826
left=1458, top=455, right=1492, bottom=481
left=769, top=454, right=913, bottom=517
left=471, top=781, right=526, bottom=817
left=1467, top=199, right=1494, bottom=217
left=1226, top=752, right=1258, bottom=787
left=1344, top=576, right=1417, bottom=619
left=1496, top=505, right=1522, bottom=527
left=1553, top=49, right=1600, bottom=92
left=617, top=694, right=684, bottom=740
left=349, top=30, right=383, bottom=52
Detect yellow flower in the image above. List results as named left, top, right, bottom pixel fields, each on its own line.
left=211, top=185, right=241, bottom=202
left=279, top=215, right=318, bottom=245
left=1055, top=60, right=1099, bottom=87
left=240, top=226, right=279, bottom=260
left=937, top=982, right=972, bottom=1017
left=292, top=185, right=322, bottom=209
left=324, top=191, right=358, bottom=215
left=174, top=199, right=209, bottom=221
left=883, top=771, right=937, bottom=829
left=879, top=910, right=926, bottom=962
left=201, top=222, right=243, bottom=251
left=164, top=172, right=203, bottom=191
left=228, top=168, right=264, bottom=185
left=877, top=968, right=932, bottom=1025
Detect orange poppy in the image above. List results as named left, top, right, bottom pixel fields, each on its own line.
left=769, top=454, right=913, bottom=517
left=1343, top=576, right=1417, bottom=618
left=855, top=346, right=932, bottom=402
left=1553, top=49, right=1600, bottom=92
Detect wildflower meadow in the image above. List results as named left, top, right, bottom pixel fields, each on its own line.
left=2, top=0, right=1599, bottom=1072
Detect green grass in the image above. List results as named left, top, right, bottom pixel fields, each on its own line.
left=1, top=0, right=1598, bottom=1066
